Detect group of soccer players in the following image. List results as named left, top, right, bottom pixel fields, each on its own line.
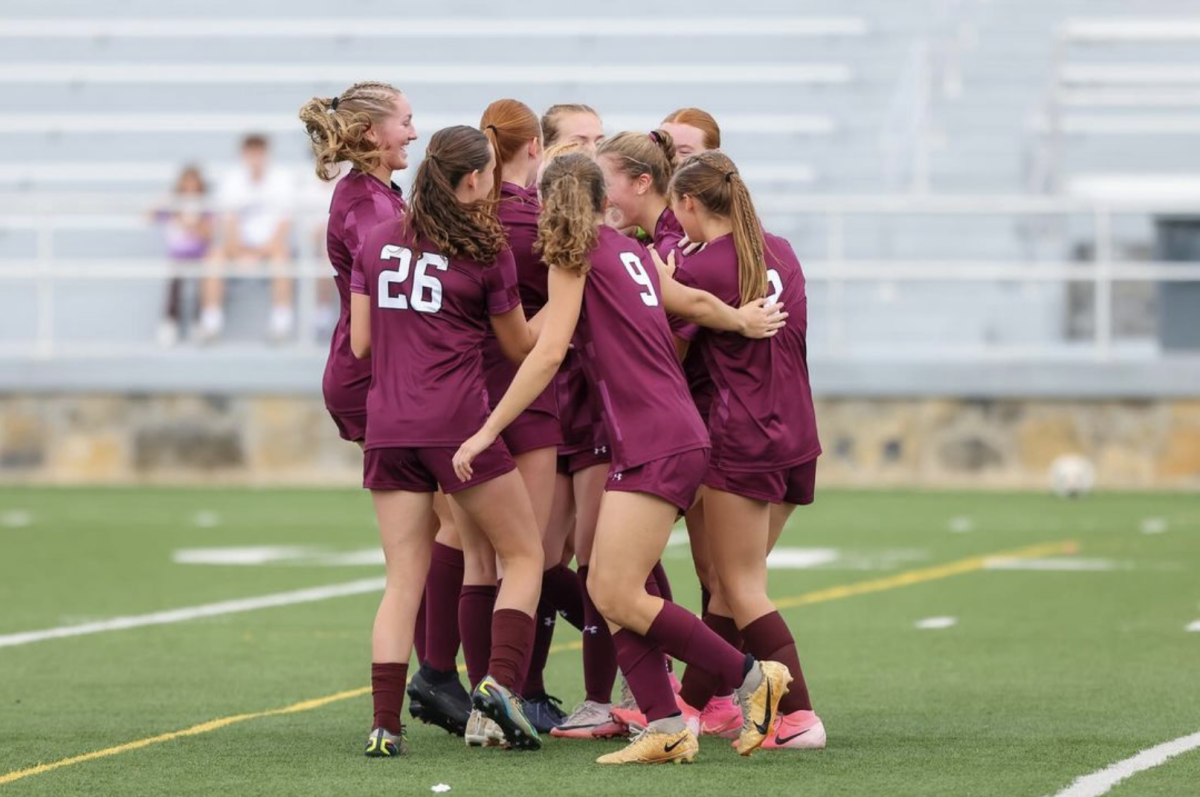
left=299, top=83, right=824, bottom=765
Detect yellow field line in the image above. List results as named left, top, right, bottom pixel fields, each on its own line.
left=774, top=538, right=1080, bottom=609
left=1, top=538, right=1077, bottom=787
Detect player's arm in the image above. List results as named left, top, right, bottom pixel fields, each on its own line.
left=652, top=249, right=787, bottom=339
left=350, top=293, right=371, bottom=359
left=454, top=267, right=585, bottom=480
left=490, top=306, right=538, bottom=363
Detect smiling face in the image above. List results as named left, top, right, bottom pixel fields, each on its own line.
left=660, top=122, right=708, bottom=161
left=368, top=93, right=418, bottom=171
left=597, top=153, right=647, bottom=229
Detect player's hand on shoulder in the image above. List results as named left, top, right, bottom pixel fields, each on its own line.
left=649, top=248, right=676, bottom=281
left=737, top=297, right=788, bottom=339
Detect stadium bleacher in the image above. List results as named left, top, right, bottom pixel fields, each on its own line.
left=2, top=0, right=1199, bottom=395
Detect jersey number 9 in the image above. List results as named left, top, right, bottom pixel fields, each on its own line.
left=620, top=252, right=659, bottom=307
left=378, top=245, right=449, bottom=314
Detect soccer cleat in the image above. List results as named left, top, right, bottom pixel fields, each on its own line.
left=734, top=661, right=792, bottom=757
left=699, top=694, right=743, bottom=739
left=406, top=669, right=471, bottom=737
left=522, top=693, right=569, bottom=733
left=464, top=709, right=506, bottom=748
left=551, top=700, right=618, bottom=739
left=668, top=670, right=682, bottom=694
left=472, top=675, right=542, bottom=751
left=762, top=710, right=826, bottom=750
left=609, top=704, right=647, bottom=735
left=364, top=726, right=406, bottom=758
left=595, top=727, right=698, bottom=765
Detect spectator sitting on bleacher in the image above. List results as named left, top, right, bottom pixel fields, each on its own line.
left=149, top=164, right=213, bottom=347
left=198, top=134, right=296, bottom=343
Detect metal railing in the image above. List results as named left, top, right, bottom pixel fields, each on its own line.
left=3, top=192, right=1200, bottom=362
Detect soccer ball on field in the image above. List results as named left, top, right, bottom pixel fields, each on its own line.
left=1049, top=454, right=1096, bottom=498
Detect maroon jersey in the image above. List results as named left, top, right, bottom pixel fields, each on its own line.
left=482, top=182, right=557, bottom=418
left=575, top=226, right=708, bottom=471
left=674, top=233, right=821, bottom=472
left=652, top=206, right=686, bottom=260
left=350, top=218, right=521, bottom=449
left=323, top=170, right=405, bottom=416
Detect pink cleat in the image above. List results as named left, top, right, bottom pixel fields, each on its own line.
left=668, top=670, right=682, bottom=694
left=699, top=695, right=743, bottom=739
left=761, top=710, right=826, bottom=750
left=609, top=705, right=647, bottom=735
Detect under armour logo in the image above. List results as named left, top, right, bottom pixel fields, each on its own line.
left=583, top=625, right=600, bottom=635
left=594, top=445, right=608, bottom=455
left=542, top=616, right=556, bottom=627
left=611, top=472, right=623, bottom=482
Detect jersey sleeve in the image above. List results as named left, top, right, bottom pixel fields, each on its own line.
left=669, top=265, right=702, bottom=342
left=484, top=248, right=522, bottom=316
left=342, top=195, right=402, bottom=265
left=350, top=235, right=371, bottom=296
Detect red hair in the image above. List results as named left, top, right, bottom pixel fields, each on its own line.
left=661, top=108, right=721, bottom=151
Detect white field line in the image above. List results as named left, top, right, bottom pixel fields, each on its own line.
left=1050, top=730, right=1200, bottom=797
left=0, top=578, right=384, bottom=649
left=915, top=616, right=958, bottom=630
left=1186, top=620, right=1200, bottom=632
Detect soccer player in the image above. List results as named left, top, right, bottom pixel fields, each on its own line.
left=541, top=104, right=605, bottom=155
left=660, top=108, right=722, bottom=162
left=349, top=125, right=545, bottom=757
left=453, top=153, right=792, bottom=765
left=478, top=99, right=587, bottom=732
left=300, top=84, right=472, bottom=740
left=666, top=151, right=826, bottom=750
left=596, top=130, right=686, bottom=259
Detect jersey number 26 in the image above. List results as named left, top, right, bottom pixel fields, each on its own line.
left=378, top=245, right=448, bottom=314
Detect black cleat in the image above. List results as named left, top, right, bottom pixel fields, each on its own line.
left=406, top=668, right=471, bottom=737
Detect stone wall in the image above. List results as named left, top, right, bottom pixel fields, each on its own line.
left=1, top=395, right=1198, bottom=489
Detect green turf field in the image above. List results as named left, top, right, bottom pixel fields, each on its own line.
left=1, top=486, right=1197, bottom=796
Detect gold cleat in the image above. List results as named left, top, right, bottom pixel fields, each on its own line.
left=734, top=661, right=792, bottom=756
left=595, top=727, right=698, bottom=765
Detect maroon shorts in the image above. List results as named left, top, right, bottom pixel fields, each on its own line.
left=501, top=409, right=563, bottom=457
left=328, top=408, right=367, bottom=444
left=704, top=458, right=817, bottom=506
left=363, top=441, right=515, bottom=494
left=606, top=448, right=710, bottom=512
left=562, top=444, right=612, bottom=476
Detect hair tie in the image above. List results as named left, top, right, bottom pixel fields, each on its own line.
left=724, top=170, right=736, bottom=183
left=329, top=96, right=339, bottom=112
left=485, top=124, right=498, bottom=134
left=649, top=131, right=661, bottom=144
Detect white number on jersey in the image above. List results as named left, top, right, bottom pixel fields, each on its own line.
left=620, top=252, right=660, bottom=307
left=378, top=245, right=449, bottom=314
left=766, top=268, right=784, bottom=306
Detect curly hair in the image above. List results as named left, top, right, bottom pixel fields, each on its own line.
left=408, top=126, right=507, bottom=265
left=536, top=153, right=605, bottom=274
left=298, top=81, right=402, bottom=181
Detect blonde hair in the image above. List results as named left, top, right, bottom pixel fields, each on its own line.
left=661, top=108, right=722, bottom=151
left=298, top=81, right=403, bottom=181
left=542, top=140, right=589, bottom=163
left=409, top=126, right=507, bottom=265
left=480, top=99, right=542, bottom=200
left=536, top=153, right=605, bottom=274
left=671, top=151, right=767, bottom=304
left=541, top=103, right=600, bottom=148
left=596, top=130, right=676, bottom=196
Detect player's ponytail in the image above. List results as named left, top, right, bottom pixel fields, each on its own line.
left=480, top=99, right=543, bottom=201
left=298, top=81, right=402, bottom=181
left=671, top=151, right=767, bottom=304
left=597, top=130, right=676, bottom=197
left=408, top=126, right=507, bottom=264
left=536, top=153, right=605, bottom=274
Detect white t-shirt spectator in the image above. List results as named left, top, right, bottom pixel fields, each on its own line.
left=217, top=166, right=295, bottom=249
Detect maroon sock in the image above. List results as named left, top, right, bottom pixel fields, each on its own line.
left=644, top=601, right=748, bottom=695
left=371, top=662, right=409, bottom=734
left=678, top=613, right=741, bottom=709
left=612, top=629, right=678, bottom=722
left=458, top=584, right=496, bottom=689
left=489, top=608, right=535, bottom=691
left=423, top=542, right=464, bottom=673
left=642, top=572, right=677, bottom=673
left=579, top=565, right=618, bottom=704
left=700, top=585, right=712, bottom=617
left=741, top=611, right=813, bottom=712
left=651, top=560, right=674, bottom=603
left=413, top=594, right=427, bottom=665
left=542, top=564, right=585, bottom=630
left=521, top=594, right=556, bottom=697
